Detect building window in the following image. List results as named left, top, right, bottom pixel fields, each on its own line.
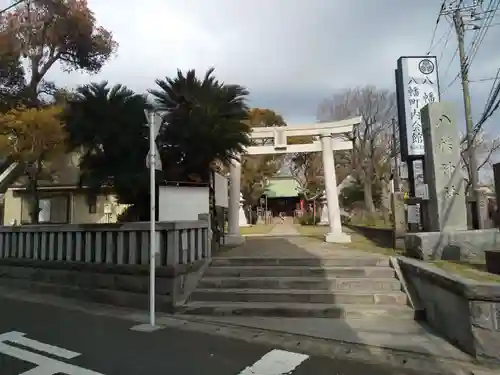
left=20, top=194, right=70, bottom=224
left=88, top=196, right=97, bottom=214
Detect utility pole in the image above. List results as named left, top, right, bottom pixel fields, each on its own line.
left=441, top=0, right=486, bottom=228
left=454, top=7, right=483, bottom=228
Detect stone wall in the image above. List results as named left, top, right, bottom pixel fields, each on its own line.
left=0, top=221, right=212, bottom=311
left=405, top=229, right=500, bottom=261
left=0, top=258, right=208, bottom=312
left=398, top=256, right=500, bottom=364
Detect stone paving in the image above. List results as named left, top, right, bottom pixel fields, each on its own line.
left=223, top=224, right=384, bottom=259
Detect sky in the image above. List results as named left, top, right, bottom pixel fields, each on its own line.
left=5, top=0, right=500, bottom=130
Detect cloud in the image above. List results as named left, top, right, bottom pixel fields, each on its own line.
left=35, top=0, right=500, bottom=128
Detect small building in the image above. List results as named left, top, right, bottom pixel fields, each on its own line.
left=1, top=152, right=128, bottom=225
left=1, top=152, right=230, bottom=225
left=263, top=176, right=302, bottom=217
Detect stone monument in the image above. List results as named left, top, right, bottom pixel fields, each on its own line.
left=421, top=102, right=467, bottom=232
left=392, top=192, right=406, bottom=249
left=239, top=193, right=249, bottom=227
left=405, top=102, right=500, bottom=260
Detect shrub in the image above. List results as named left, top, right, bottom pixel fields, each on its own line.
left=299, top=212, right=320, bottom=226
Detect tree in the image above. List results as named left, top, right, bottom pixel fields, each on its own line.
left=290, top=152, right=323, bottom=202
left=241, top=108, right=286, bottom=210
left=150, top=68, right=251, bottom=241
left=317, top=86, right=396, bottom=213
left=461, top=130, right=500, bottom=192
left=64, top=81, right=150, bottom=218
left=0, top=49, right=26, bottom=111
left=0, top=105, right=67, bottom=222
left=0, top=0, right=117, bottom=103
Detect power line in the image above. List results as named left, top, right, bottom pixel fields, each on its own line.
left=427, top=0, right=448, bottom=54
left=441, top=46, right=459, bottom=87
left=437, top=24, right=455, bottom=63
left=470, top=76, right=500, bottom=82
left=466, top=0, right=500, bottom=71
left=0, top=0, right=27, bottom=14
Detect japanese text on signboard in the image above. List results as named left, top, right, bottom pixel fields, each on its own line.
left=407, top=77, right=436, bottom=153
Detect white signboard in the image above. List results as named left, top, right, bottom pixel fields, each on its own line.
left=0, top=331, right=104, bottom=374
left=396, top=56, right=440, bottom=158
left=415, top=184, right=429, bottom=200
left=407, top=204, right=421, bottom=224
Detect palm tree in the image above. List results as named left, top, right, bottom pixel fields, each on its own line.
left=149, top=68, right=251, bottom=244
left=64, top=81, right=151, bottom=219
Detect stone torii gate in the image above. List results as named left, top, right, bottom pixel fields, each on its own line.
left=226, top=116, right=361, bottom=246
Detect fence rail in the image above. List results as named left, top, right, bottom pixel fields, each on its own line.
left=0, top=221, right=210, bottom=267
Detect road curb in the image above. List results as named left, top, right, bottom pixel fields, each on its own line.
left=0, top=287, right=497, bottom=375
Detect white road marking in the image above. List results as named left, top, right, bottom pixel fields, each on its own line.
left=0, top=331, right=80, bottom=359
left=237, top=349, right=309, bottom=375
left=0, top=331, right=104, bottom=375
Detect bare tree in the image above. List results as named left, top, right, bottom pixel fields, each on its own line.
left=460, top=130, right=500, bottom=192
left=317, top=86, right=396, bottom=212
left=290, top=152, right=324, bottom=203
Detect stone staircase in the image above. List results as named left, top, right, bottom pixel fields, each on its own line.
left=179, top=256, right=414, bottom=319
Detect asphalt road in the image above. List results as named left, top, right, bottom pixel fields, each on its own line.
left=0, top=296, right=443, bottom=375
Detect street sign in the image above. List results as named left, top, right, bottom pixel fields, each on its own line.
left=144, top=110, right=163, bottom=171
left=0, top=331, right=104, bottom=374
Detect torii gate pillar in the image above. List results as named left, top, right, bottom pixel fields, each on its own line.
left=320, top=134, right=350, bottom=243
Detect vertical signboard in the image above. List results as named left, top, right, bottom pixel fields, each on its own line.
left=395, top=56, right=440, bottom=161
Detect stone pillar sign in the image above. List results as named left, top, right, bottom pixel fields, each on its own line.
left=421, top=102, right=467, bottom=232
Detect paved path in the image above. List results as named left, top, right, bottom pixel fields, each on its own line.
left=221, top=234, right=383, bottom=259
left=0, top=295, right=454, bottom=375
left=267, top=223, right=300, bottom=236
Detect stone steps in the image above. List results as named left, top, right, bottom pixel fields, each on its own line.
left=179, top=301, right=415, bottom=319
left=191, top=289, right=407, bottom=305
left=198, top=276, right=402, bottom=291
left=184, top=256, right=413, bottom=319
left=204, top=266, right=395, bottom=278
left=211, top=257, right=389, bottom=267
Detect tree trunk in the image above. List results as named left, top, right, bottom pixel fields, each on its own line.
left=209, top=170, right=220, bottom=248
left=28, top=161, right=42, bottom=224
left=363, top=179, right=375, bottom=213
left=312, top=199, right=316, bottom=224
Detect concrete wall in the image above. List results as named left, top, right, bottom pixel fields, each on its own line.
left=398, top=257, right=500, bottom=364
left=3, top=189, right=22, bottom=225
left=0, top=259, right=207, bottom=313
left=159, top=186, right=209, bottom=221
left=70, top=194, right=129, bottom=224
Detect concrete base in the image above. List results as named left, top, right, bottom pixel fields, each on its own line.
left=405, top=228, right=500, bottom=261
left=325, top=232, right=351, bottom=244
left=224, top=234, right=245, bottom=247
left=398, top=257, right=500, bottom=364
left=130, top=323, right=164, bottom=332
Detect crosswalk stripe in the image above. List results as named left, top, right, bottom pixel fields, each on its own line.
left=0, top=331, right=80, bottom=359
left=237, top=349, right=309, bottom=375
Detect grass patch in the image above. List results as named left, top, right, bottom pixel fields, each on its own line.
left=431, top=260, right=500, bottom=283
left=240, top=224, right=275, bottom=235
left=296, top=225, right=402, bottom=256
